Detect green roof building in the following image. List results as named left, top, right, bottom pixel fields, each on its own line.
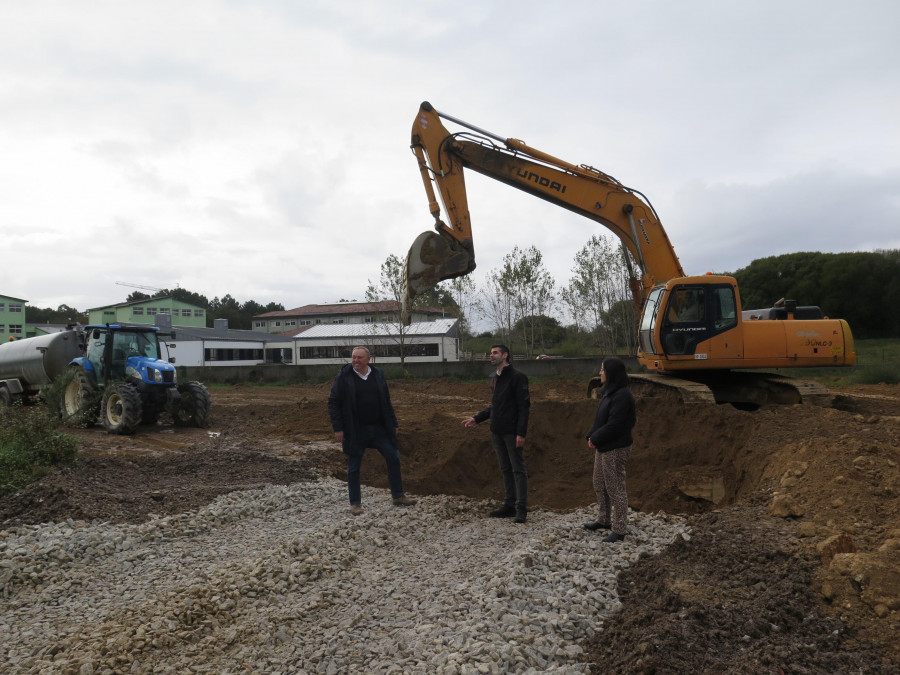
left=87, top=296, right=207, bottom=328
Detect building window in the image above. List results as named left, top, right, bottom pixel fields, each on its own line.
left=274, top=321, right=281, bottom=327
left=332, top=319, right=344, bottom=324
left=0, top=303, right=5, bottom=311
left=133, top=307, right=144, bottom=316
left=286, top=320, right=296, bottom=327
left=9, top=304, right=22, bottom=313
left=254, top=321, right=265, bottom=328
left=9, top=324, right=23, bottom=335
left=300, top=319, right=312, bottom=326
left=194, top=309, right=204, bottom=317
left=104, top=310, right=115, bottom=317
left=0, top=324, right=5, bottom=333
left=146, top=308, right=157, bottom=315
left=204, top=348, right=264, bottom=362
left=364, top=316, right=374, bottom=323
left=182, top=309, right=192, bottom=317
left=159, top=308, right=170, bottom=315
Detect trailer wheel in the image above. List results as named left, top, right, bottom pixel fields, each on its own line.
left=173, top=381, right=211, bottom=428
left=63, top=370, right=98, bottom=426
left=0, top=386, right=10, bottom=407
left=101, top=383, right=142, bottom=435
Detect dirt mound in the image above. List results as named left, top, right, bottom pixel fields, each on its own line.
left=1, top=377, right=899, bottom=671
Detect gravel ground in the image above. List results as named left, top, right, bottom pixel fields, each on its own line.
left=0, top=478, right=686, bottom=674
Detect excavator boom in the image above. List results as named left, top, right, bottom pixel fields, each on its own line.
left=403, top=101, right=684, bottom=323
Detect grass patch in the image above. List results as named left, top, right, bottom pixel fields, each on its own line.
left=0, top=403, right=79, bottom=496
left=847, top=364, right=900, bottom=385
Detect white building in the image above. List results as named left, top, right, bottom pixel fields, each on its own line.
left=292, top=318, right=459, bottom=365
left=161, top=318, right=459, bottom=367
left=164, top=320, right=293, bottom=367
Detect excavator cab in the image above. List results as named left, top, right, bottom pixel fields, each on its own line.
left=639, top=278, right=740, bottom=360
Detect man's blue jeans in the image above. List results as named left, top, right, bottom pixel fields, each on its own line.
left=346, top=424, right=404, bottom=505
left=491, top=432, right=528, bottom=510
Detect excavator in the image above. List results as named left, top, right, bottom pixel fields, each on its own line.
left=401, top=101, right=855, bottom=407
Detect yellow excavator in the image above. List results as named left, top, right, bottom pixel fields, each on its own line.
left=401, top=102, right=855, bottom=407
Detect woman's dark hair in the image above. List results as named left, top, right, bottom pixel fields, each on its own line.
left=601, top=357, right=629, bottom=392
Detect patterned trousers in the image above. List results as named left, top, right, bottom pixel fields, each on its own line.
left=592, top=445, right=631, bottom=535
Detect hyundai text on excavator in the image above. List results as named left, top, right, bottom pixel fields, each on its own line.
left=401, top=102, right=855, bottom=407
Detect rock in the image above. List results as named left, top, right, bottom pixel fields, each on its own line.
left=770, top=494, right=804, bottom=518
left=819, top=534, right=857, bottom=564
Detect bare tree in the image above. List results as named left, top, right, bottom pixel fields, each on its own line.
left=365, top=253, right=458, bottom=365
left=446, top=274, right=480, bottom=355
left=365, top=254, right=413, bottom=365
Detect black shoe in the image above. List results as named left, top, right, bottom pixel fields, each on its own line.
left=514, top=509, right=527, bottom=524
left=583, top=521, right=611, bottom=531
left=603, top=532, right=626, bottom=543
left=490, top=505, right=516, bottom=518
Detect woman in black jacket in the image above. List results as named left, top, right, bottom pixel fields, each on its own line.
left=583, top=357, right=636, bottom=542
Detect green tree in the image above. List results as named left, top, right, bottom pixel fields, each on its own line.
left=24, top=304, right=88, bottom=325
left=732, top=250, right=900, bottom=339
left=482, top=246, right=556, bottom=358
left=562, top=234, right=635, bottom=353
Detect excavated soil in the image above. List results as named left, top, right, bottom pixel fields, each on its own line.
left=2, top=377, right=899, bottom=673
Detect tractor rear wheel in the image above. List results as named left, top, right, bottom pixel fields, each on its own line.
left=101, top=383, right=142, bottom=435
left=63, top=370, right=98, bottom=426
left=172, top=381, right=211, bottom=428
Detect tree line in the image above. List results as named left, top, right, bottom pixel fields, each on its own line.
left=26, top=245, right=899, bottom=351
left=369, top=243, right=900, bottom=356
left=25, top=289, right=285, bottom=331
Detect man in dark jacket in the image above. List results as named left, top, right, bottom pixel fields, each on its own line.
left=462, top=344, right=531, bottom=523
left=327, top=346, right=416, bottom=515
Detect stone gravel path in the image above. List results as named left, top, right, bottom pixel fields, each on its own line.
left=1, top=478, right=688, bottom=674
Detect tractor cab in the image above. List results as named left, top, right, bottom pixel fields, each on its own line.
left=84, top=324, right=176, bottom=388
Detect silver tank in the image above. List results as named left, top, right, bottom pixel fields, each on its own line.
left=0, top=329, right=85, bottom=390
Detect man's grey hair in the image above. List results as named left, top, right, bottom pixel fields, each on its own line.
left=352, top=346, right=370, bottom=356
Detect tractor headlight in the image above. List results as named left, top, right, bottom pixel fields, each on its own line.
left=153, top=369, right=164, bottom=383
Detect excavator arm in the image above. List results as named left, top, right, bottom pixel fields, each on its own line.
left=402, top=101, right=685, bottom=324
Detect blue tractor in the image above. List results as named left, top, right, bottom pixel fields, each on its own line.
left=62, top=324, right=211, bottom=434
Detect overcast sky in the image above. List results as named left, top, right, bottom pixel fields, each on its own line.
left=3, top=0, right=899, bottom=318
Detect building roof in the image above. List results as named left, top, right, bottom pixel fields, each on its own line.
left=1, top=294, right=28, bottom=303
left=293, top=318, right=458, bottom=340
left=254, top=300, right=448, bottom=319
left=167, top=325, right=291, bottom=343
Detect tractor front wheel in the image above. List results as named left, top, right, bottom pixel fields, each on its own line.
left=172, top=381, right=211, bottom=428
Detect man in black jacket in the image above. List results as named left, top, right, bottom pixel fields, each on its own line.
left=462, top=344, right=531, bottom=523
left=327, top=346, right=416, bottom=515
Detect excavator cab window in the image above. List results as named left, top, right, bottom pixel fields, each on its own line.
left=638, top=287, right=665, bottom=355
left=713, top=287, right=738, bottom=330
left=657, top=284, right=738, bottom=356
left=661, top=287, right=709, bottom=355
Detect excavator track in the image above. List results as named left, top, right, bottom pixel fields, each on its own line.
left=588, top=371, right=832, bottom=408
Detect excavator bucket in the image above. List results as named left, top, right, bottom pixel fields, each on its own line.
left=401, top=230, right=475, bottom=325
